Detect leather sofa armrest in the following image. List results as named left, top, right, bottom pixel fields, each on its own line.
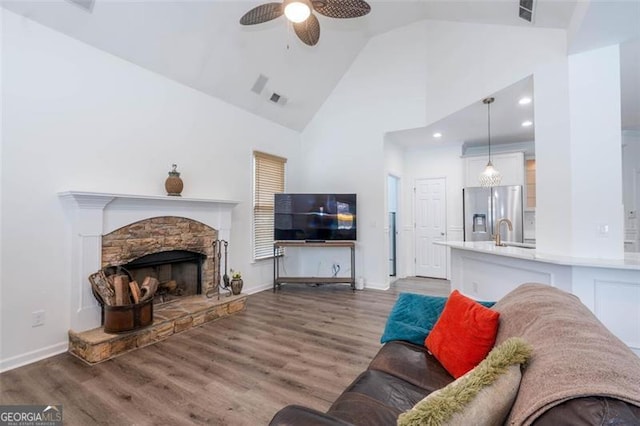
left=269, top=405, right=354, bottom=426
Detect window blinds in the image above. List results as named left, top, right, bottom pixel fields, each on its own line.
left=254, top=151, right=286, bottom=260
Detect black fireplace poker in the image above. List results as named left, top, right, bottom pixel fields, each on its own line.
left=205, top=239, right=231, bottom=300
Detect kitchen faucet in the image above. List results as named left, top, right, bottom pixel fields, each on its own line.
left=494, top=218, right=513, bottom=247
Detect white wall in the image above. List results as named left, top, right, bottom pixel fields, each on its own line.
left=404, top=143, right=465, bottom=279
left=0, top=11, right=302, bottom=371
left=0, top=8, right=4, bottom=364
left=300, top=19, right=566, bottom=287
left=300, top=22, right=429, bottom=289
left=424, top=21, right=566, bottom=126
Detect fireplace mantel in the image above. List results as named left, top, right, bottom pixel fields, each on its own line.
left=58, top=191, right=239, bottom=208
left=58, top=190, right=238, bottom=332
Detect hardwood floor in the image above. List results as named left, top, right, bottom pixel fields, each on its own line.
left=0, top=277, right=450, bottom=425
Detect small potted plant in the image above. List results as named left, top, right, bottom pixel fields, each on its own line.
left=230, top=269, right=243, bottom=295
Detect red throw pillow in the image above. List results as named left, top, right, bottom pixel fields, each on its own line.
left=425, top=290, right=500, bottom=378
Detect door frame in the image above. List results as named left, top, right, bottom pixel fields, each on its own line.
left=413, top=176, right=448, bottom=279
left=387, top=174, right=400, bottom=278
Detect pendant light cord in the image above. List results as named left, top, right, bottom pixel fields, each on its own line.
left=488, top=100, right=491, bottom=160
left=483, top=97, right=495, bottom=162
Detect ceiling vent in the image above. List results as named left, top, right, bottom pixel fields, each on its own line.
left=251, top=74, right=269, bottom=95
left=66, top=0, right=95, bottom=13
left=518, top=0, right=534, bottom=22
left=269, top=92, right=288, bottom=106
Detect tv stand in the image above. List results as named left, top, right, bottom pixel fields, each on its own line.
left=273, top=241, right=356, bottom=291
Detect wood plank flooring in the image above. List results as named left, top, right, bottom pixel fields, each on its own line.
left=0, top=277, right=450, bottom=425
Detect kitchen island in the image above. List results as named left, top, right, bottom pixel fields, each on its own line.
left=436, top=241, right=640, bottom=355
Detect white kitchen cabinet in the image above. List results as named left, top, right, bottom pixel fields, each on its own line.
left=464, top=152, right=525, bottom=188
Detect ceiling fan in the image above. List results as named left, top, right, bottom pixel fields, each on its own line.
left=240, top=0, right=371, bottom=46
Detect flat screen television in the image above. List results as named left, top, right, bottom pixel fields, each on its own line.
left=274, top=193, right=357, bottom=241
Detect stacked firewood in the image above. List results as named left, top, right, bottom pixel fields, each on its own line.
left=89, top=269, right=159, bottom=306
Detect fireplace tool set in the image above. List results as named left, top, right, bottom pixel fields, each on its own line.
left=206, top=239, right=232, bottom=300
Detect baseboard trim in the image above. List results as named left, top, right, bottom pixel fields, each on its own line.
left=365, top=282, right=390, bottom=291
left=245, top=282, right=273, bottom=295
left=0, top=341, right=68, bottom=373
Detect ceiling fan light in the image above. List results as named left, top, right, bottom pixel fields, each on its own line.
left=284, top=0, right=311, bottom=23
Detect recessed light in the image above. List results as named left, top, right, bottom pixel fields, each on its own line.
left=522, top=120, right=533, bottom=127
left=433, top=132, right=442, bottom=138
left=518, top=97, right=532, bottom=105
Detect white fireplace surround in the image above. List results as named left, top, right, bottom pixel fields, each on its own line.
left=58, top=191, right=238, bottom=332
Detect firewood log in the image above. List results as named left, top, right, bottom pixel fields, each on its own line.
left=129, top=281, right=141, bottom=304
left=139, top=277, right=159, bottom=302
left=113, top=274, right=131, bottom=306
left=88, top=270, right=115, bottom=306
left=161, top=279, right=178, bottom=293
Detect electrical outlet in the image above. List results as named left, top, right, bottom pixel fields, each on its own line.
left=32, top=310, right=45, bottom=327
left=472, top=282, right=478, bottom=293
left=597, top=224, right=609, bottom=237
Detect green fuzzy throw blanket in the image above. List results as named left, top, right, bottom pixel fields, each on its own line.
left=398, top=337, right=532, bottom=426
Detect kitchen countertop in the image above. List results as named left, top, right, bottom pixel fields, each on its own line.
left=436, top=241, right=640, bottom=271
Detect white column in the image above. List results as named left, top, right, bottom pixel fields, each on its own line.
left=568, top=45, right=623, bottom=259
left=534, top=58, right=574, bottom=256
left=59, top=194, right=114, bottom=331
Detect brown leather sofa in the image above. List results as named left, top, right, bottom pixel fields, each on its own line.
left=270, top=284, right=640, bottom=426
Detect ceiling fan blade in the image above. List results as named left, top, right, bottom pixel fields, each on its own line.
left=240, top=3, right=284, bottom=25
left=313, top=0, right=371, bottom=19
left=294, top=14, right=320, bottom=46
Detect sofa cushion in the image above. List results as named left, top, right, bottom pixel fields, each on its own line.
left=532, top=396, right=640, bottom=426
left=367, top=341, right=454, bottom=392
left=326, top=370, right=431, bottom=426
left=380, top=293, right=494, bottom=346
left=335, top=370, right=429, bottom=412
left=327, top=393, right=400, bottom=426
left=398, top=337, right=532, bottom=426
left=425, top=290, right=500, bottom=378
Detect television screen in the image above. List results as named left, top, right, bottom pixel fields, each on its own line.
left=274, top=193, right=357, bottom=241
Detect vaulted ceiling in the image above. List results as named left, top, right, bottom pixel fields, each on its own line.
left=4, top=1, right=639, bottom=137
left=3, top=0, right=581, bottom=132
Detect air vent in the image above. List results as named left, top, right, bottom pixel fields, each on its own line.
left=269, top=92, right=288, bottom=106
left=66, top=0, right=95, bottom=12
left=519, top=0, right=534, bottom=22
left=251, top=74, right=269, bottom=95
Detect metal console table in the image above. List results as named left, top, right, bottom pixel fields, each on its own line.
left=273, top=241, right=356, bottom=291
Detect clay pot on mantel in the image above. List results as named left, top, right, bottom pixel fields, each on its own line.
left=165, top=164, right=183, bottom=196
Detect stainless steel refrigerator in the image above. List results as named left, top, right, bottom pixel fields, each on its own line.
left=463, top=186, right=523, bottom=243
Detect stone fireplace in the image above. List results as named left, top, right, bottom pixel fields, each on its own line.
left=59, top=191, right=237, bottom=332
left=101, top=216, right=217, bottom=304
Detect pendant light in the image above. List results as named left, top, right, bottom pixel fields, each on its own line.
left=478, top=97, right=502, bottom=187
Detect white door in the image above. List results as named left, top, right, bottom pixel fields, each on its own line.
left=415, top=178, right=447, bottom=278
